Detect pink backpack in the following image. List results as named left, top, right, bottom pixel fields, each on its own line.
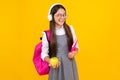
left=33, top=30, right=50, bottom=75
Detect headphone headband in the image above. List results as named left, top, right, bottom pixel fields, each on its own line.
left=48, top=3, right=63, bottom=21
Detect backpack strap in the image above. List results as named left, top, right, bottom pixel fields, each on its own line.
left=40, top=30, right=50, bottom=41
left=44, top=30, right=50, bottom=42
left=44, top=30, right=51, bottom=58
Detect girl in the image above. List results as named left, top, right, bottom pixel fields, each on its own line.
left=41, top=3, right=80, bottom=80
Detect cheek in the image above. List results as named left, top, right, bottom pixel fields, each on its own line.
left=54, top=17, right=59, bottom=23
left=53, top=16, right=57, bottom=21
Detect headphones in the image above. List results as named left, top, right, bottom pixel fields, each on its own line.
left=48, top=3, right=64, bottom=21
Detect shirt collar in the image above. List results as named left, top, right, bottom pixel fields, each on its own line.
left=55, top=25, right=64, bottom=30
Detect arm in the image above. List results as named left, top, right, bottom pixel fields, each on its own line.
left=41, top=32, right=61, bottom=68
left=41, top=32, right=50, bottom=63
left=68, top=25, right=80, bottom=59
left=70, top=25, right=80, bottom=52
left=44, top=56, right=50, bottom=63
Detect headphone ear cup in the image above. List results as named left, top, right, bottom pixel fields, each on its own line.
left=48, top=14, right=52, bottom=21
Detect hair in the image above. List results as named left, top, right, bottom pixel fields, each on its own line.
left=49, top=4, right=73, bottom=58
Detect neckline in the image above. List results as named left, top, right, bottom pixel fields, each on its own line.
left=56, top=34, right=66, bottom=36
left=55, top=25, right=64, bottom=30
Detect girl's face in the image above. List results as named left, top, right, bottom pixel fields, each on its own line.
left=54, top=8, right=67, bottom=27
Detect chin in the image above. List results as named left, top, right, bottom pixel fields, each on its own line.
left=58, top=22, right=64, bottom=26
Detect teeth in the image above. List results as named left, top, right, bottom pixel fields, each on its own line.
left=59, top=20, right=63, bottom=22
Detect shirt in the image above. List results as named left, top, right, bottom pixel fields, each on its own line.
left=41, top=25, right=80, bottom=61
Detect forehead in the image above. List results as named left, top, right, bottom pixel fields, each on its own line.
left=55, top=8, right=66, bottom=14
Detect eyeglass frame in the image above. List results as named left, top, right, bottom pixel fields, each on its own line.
left=54, top=13, right=67, bottom=18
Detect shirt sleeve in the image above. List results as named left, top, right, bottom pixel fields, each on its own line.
left=41, top=32, right=49, bottom=61
left=70, top=25, right=80, bottom=51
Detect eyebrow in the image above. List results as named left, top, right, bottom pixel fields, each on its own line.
left=56, top=12, right=66, bottom=14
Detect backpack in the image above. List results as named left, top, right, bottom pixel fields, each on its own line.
left=33, top=30, right=50, bottom=75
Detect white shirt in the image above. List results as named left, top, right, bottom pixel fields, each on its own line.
left=41, top=25, right=80, bottom=61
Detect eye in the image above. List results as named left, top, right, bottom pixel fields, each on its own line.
left=55, top=14, right=67, bottom=18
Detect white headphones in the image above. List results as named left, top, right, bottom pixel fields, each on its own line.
left=48, top=3, right=63, bottom=21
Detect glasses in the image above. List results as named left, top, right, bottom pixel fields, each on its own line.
left=54, top=14, right=67, bottom=18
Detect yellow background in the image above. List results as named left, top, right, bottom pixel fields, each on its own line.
left=0, top=0, right=120, bottom=80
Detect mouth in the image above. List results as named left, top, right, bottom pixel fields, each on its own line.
left=59, top=19, right=65, bottom=23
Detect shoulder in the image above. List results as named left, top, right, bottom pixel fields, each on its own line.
left=42, top=30, right=50, bottom=35
left=69, top=25, right=75, bottom=33
left=44, top=29, right=50, bottom=32
left=42, top=29, right=50, bottom=41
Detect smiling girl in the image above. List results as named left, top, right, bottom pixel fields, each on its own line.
left=41, top=3, right=80, bottom=80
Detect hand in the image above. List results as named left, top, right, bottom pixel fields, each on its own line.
left=68, top=51, right=77, bottom=59
left=49, top=61, right=61, bottom=69
left=68, top=52, right=75, bottom=59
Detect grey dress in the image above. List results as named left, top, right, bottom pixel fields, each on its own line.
left=48, top=34, right=79, bottom=80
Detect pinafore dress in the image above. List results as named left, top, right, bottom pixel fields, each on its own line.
left=48, top=34, right=79, bottom=80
